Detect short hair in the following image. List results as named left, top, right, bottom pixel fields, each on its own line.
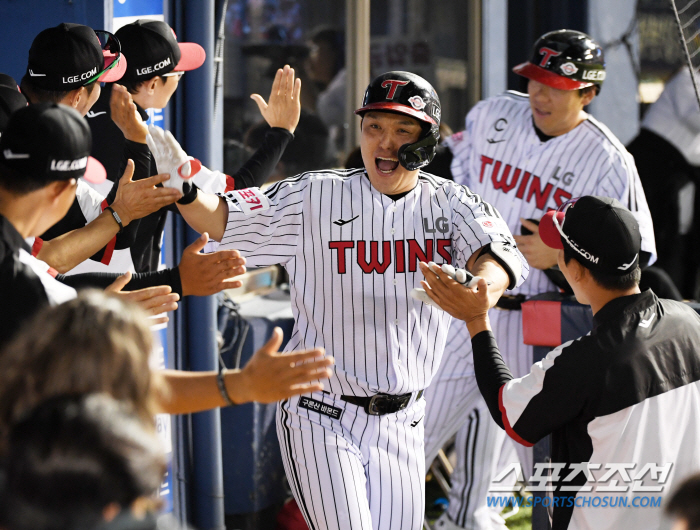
left=0, top=394, right=166, bottom=530
left=121, top=75, right=168, bottom=95
left=19, top=74, right=98, bottom=104
left=0, top=290, right=164, bottom=457
left=0, top=161, right=47, bottom=194
left=563, top=244, right=641, bottom=290
left=666, top=473, right=700, bottom=529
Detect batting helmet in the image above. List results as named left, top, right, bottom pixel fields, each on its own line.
left=513, top=29, right=605, bottom=94
left=355, top=71, right=441, bottom=171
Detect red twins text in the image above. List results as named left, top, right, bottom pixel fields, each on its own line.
left=479, top=155, right=572, bottom=210
left=329, top=239, right=451, bottom=274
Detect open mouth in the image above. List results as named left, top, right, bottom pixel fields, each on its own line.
left=376, top=157, right=399, bottom=174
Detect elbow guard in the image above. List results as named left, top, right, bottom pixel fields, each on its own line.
left=478, top=242, right=522, bottom=290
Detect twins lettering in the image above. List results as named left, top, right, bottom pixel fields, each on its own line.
left=329, top=239, right=451, bottom=274
left=480, top=155, right=573, bottom=210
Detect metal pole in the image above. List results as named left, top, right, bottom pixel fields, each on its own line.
left=345, top=0, right=371, bottom=155
left=181, top=1, right=226, bottom=529
left=466, top=0, right=483, bottom=110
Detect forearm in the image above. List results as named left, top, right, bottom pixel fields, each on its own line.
left=233, top=128, right=293, bottom=189
left=177, top=192, right=229, bottom=241
left=57, top=267, right=183, bottom=296
left=36, top=212, right=120, bottom=273
left=471, top=329, right=513, bottom=429
left=469, top=253, right=509, bottom=308
left=157, top=369, right=250, bottom=414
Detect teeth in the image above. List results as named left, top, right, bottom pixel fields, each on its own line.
left=377, top=157, right=398, bottom=161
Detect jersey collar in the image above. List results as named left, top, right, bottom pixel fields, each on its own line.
left=592, top=289, right=656, bottom=329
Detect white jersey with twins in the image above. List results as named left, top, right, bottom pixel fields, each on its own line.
left=219, top=167, right=525, bottom=395
left=448, top=90, right=656, bottom=295
left=217, top=168, right=526, bottom=530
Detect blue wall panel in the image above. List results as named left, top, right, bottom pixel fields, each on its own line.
left=0, top=0, right=107, bottom=82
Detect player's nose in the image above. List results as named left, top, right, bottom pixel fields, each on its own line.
left=377, top=130, right=398, bottom=151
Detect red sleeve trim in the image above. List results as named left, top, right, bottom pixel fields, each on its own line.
left=498, top=384, right=534, bottom=447
left=31, top=237, right=43, bottom=257
left=225, top=174, right=236, bottom=193
left=100, top=199, right=116, bottom=265
left=47, top=266, right=58, bottom=278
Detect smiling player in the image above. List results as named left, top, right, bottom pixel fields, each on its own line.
left=147, top=70, right=528, bottom=530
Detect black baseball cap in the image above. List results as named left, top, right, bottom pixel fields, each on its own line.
left=26, top=23, right=126, bottom=91
left=0, top=75, right=28, bottom=136
left=0, top=103, right=105, bottom=184
left=116, top=20, right=205, bottom=83
left=540, top=196, right=641, bottom=275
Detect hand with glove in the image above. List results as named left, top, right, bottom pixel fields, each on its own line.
left=146, top=125, right=202, bottom=204
left=411, top=262, right=490, bottom=309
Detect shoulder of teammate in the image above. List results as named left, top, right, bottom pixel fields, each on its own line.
left=436, top=178, right=528, bottom=284
left=220, top=168, right=361, bottom=215
left=500, top=336, right=596, bottom=445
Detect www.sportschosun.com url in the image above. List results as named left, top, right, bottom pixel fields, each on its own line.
left=487, top=495, right=663, bottom=509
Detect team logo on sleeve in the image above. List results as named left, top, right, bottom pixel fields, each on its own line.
left=232, top=187, right=270, bottom=215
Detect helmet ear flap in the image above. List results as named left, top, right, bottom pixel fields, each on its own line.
left=398, top=126, right=439, bottom=171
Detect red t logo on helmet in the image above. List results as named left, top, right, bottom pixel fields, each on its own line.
left=381, top=79, right=410, bottom=100
left=538, top=47, right=562, bottom=67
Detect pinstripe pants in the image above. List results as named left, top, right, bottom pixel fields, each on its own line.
left=424, top=309, right=532, bottom=529
left=277, top=390, right=427, bottom=530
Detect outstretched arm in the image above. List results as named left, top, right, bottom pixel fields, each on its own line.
left=36, top=161, right=181, bottom=272
left=157, top=327, right=335, bottom=414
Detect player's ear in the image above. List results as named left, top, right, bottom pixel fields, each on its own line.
left=579, top=86, right=596, bottom=107
left=62, top=88, right=83, bottom=110
left=145, top=77, right=159, bottom=96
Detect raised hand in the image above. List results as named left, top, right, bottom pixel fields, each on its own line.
left=146, top=125, right=202, bottom=195
left=178, top=233, right=247, bottom=296
left=105, top=271, right=180, bottom=326
left=251, top=64, right=302, bottom=134
left=229, top=327, right=334, bottom=404
left=109, top=160, right=182, bottom=225
left=110, top=84, right=148, bottom=144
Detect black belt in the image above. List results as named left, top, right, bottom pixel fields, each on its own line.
left=336, top=390, right=424, bottom=416
left=495, top=294, right=527, bottom=310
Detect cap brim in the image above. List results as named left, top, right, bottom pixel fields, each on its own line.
left=539, top=210, right=566, bottom=249
left=98, top=52, right=127, bottom=83
left=174, top=42, right=206, bottom=72
left=83, top=156, right=107, bottom=184
left=354, top=102, right=437, bottom=125
left=512, top=62, right=593, bottom=91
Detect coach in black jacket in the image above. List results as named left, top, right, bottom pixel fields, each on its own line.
left=420, top=196, right=700, bottom=530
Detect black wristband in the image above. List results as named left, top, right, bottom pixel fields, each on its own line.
left=105, top=206, right=123, bottom=233
left=177, top=183, right=199, bottom=205
left=216, top=369, right=236, bottom=407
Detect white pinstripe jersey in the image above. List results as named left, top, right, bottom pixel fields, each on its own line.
left=448, top=91, right=657, bottom=297
left=219, top=168, right=527, bottom=396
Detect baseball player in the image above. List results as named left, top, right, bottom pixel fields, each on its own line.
left=420, top=195, right=700, bottom=530
left=147, top=71, right=528, bottom=530
left=424, top=30, right=657, bottom=529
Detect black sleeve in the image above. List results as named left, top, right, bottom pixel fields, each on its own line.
left=233, top=127, right=293, bottom=189
left=56, top=266, right=183, bottom=296
left=472, top=330, right=513, bottom=429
